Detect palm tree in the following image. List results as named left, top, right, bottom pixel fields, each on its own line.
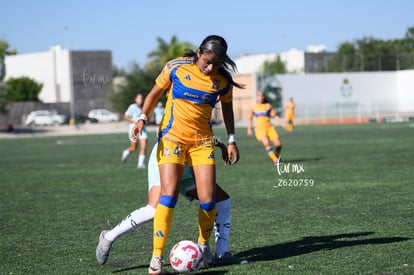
left=1, top=39, right=17, bottom=81
left=146, top=35, right=195, bottom=71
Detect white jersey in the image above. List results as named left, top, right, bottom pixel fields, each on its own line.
left=125, top=103, right=148, bottom=140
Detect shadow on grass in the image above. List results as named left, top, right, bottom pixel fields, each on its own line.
left=282, top=156, right=324, bottom=163
left=236, top=231, right=410, bottom=262
left=0, top=127, right=52, bottom=135
left=112, top=263, right=147, bottom=273
left=112, top=263, right=228, bottom=274
left=111, top=232, right=409, bottom=273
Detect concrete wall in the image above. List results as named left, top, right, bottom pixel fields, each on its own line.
left=232, top=70, right=414, bottom=125
left=396, top=70, right=414, bottom=113
left=274, top=70, right=414, bottom=121
left=212, top=74, right=256, bottom=124
left=71, top=51, right=113, bottom=114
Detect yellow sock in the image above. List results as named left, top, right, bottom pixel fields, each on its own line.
left=266, top=147, right=278, bottom=163
left=198, top=205, right=216, bottom=244
left=153, top=198, right=175, bottom=256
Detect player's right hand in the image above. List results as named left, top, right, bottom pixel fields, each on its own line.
left=227, top=144, right=240, bottom=165
left=131, top=120, right=145, bottom=142
left=218, top=143, right=229, bottom=165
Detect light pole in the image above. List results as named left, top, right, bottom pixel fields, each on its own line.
left=68, top=50, right=75, bottom=126
left=65, top=26, right=75, bottom=126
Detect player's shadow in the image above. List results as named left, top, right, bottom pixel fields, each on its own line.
left=112, top=263, right=227, bottom=275
left=281, top=156, right=324, bottom=163
left=235, top=231, right=410, bottom=262
left=112, top=263, right=228, bottom=274
left=112, top=232, right=408, bottom=273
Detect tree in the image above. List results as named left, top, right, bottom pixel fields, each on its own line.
left=109, top=62, right=159, bottom=113
left=325, top=26, right=414, bottom=72
left=112, top=65, right=126, bottom=77
left=260, top=56, right=286, bottom=113
left=6, top=77, right=42, bottom=102
left=326, top=41, right=359, bottom=72
left=262, top=56, right=286, bottom=74
left=0, top=82, right=8, bottom=115
left=0, top=39, right=17, bottom=81
left=110, top=35, right=195, bottom=113
left=146, top=35, right=195, bottom=71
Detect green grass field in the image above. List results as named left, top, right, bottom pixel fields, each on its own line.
left=1, top=123, right=413, bottom=274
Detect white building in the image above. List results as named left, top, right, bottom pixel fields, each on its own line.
left=4, top=46, right=112, bottom=117
left=5, top=46, right=72, bottom=103
left=235, top=48, right=306, bottom=74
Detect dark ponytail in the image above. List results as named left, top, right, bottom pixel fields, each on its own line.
left=185, top=35, right=245, bottom=89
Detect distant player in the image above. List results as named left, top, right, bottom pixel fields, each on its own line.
left=121, top=94, right=148, bottom=169
left=247, top=90, right=289, bottom=164
left=284, top=97, right=296, bottom=131
left=153, top=102, right=165, bottom=125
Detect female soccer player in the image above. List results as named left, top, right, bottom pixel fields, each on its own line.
left=284, top=97, right=296, bottom=131
left=247, top=90, right=289, bottom=164
left=96, top=141, right=247, bottom=267
left=121, top=93, right=148, bottom=169
left=132, top=35, right=243, bottom=274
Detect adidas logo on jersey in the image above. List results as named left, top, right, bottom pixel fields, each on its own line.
left=184, top=74, right=191, bottom=80
left=208, top=153, right=215, bottom=159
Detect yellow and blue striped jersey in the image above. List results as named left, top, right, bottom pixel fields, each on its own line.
left=249, top=103, right=276, bottom=129
left=285, top=101, right=296, bottom=110
left=156, top=57, right=233, bottom=143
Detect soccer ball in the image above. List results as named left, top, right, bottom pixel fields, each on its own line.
left=169, top=240, right=203, bottom=273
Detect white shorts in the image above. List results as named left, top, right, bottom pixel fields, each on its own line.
left=128, top=124, right=148, bottom=141
left=147, top=143, right=195, bottom=201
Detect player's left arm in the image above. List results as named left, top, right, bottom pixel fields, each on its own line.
left=269, top=104, right=289, bottom=131
left=221, top=100, right=240, bottom=165
left=213, top=137, right=230, bottom=165
left=273, top=112, right=290, bottom=131
left=132, top=84, right=164, bottom=141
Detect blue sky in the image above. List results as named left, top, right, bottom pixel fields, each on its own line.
left=2, top=0, right=413, bottom=70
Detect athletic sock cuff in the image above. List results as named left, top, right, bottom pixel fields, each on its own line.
left=199, top=200, right=216, bottom=211
left=159, top=195, right=177, bottom=208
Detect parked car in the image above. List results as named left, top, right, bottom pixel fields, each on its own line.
left=25, top=110, right=65, bottom=126
left=63, top=113, right=98, bottom=124
left=87, top=109, right=119, bottom=122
